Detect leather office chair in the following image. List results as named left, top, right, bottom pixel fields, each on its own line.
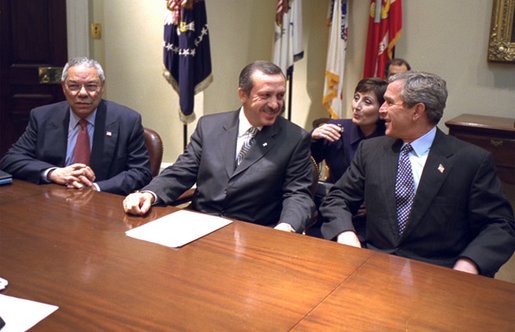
left=143, top=127, right=164, bottom=177
left=305, top=117, right=332, bottom=235
left=142, top=127, right=195, bottom=205
left=309, top=156, right=319, bottom=197
left=311, top=117, right=332, bottom=181
left=304, top=156, right=321, bottom=232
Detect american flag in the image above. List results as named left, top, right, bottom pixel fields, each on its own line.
left=163, top=0, right=213, bottom=123
left=273, top=0, right=304, bottom=77
left=322, top=0, right=348, bottom=119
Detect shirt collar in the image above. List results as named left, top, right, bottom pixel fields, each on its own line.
left=69, top=109, right=97, bottom=129
left=408, top=126, right=436, bottom=157
left=238, top=107, right=262, bottom=137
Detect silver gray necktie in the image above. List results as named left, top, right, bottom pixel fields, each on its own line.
left=236, top=127, right=258, bottom=165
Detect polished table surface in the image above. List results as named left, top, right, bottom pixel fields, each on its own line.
left=1, top=180, right=514, bottom=331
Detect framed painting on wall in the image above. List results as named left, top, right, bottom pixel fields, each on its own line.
left=488, top=0, right=515, bottom=62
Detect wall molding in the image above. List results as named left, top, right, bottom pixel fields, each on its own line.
left=66, top=0, right=90, bottom=58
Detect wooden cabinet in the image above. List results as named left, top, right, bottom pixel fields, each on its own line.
left=445, top=114, right=515, bottom=184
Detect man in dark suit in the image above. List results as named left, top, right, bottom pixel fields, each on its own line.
left=0, top=57, right=152, bottom=195
left=123, top=61, right=314, bottom=232
left=320, top=71, right=515, bottom=277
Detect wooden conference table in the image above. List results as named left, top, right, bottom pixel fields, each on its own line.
left=1, top=180, right=514, bottom=331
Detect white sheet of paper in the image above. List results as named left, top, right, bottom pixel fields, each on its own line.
left=0, top=294, right=58, bottom=331
left=126, top=210, right=232, bottom=248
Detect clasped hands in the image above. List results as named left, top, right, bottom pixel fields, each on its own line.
left=48, top=163, right=96, bottom=190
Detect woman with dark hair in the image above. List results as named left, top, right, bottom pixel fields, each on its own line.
left=311, top=78, right=388, bottom=183
left=309, top=78, right=387, bottom=239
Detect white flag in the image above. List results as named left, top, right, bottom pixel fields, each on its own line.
left=273, top=0, right=304, bottom=77
left=322, top=0, right=348, bottom=119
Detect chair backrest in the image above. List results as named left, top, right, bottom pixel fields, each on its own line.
left=143, top=127, right=163, bottom=177
left=311, top=118, right=332, bottom=181
left=309, top=156, right=319, bottom=196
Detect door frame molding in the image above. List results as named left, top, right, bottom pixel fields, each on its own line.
left=66, top=0, right=89, bottom=58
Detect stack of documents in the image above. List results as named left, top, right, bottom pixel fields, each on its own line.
left=0, top=294, right=58, bottom=331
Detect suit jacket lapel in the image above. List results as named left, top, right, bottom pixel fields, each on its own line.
left=46, top=104, right=69, bottom=166
left=222, top=111, right=240, bottom=177
left=403, top=129, right=452, bottom=237
left=384, top=139, right=404, bottom=240
left=90, top=100, right=116, bottom=178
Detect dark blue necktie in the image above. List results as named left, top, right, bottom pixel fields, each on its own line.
left=395, top=144, right=415, bottom=235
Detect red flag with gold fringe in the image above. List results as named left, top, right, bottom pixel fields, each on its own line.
left=363, top=0, right=402, bottom=78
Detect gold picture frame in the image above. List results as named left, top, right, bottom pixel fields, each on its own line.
left=488, top=0, right=515, bottom=62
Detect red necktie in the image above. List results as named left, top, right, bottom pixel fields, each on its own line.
left=73, top=119, right=90, bottom=165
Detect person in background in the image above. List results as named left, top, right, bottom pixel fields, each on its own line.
left=311, top=78, right=388, bottom=184
left=123, top=61, right=314, bottom=233
left=309, top=78, right=387, bottom=239
left=320, top=71, right=515, bottom=277
left=385, top=58, right=411, bottom=78
left=0, top=57, right=152, bottom=195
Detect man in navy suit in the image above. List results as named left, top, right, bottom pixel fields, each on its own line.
left=320, top=71, right=515, bottom=277
left=123, top=61, right=314, bottom=233
left=0, top=57, right=151, bottom=195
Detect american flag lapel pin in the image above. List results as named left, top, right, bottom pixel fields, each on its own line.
left=106, top=131, right=112, bottom=137
left=438, top=164, right=445, bottom=173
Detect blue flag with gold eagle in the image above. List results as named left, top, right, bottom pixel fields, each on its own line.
left=163, top=0, right=213, bottom=124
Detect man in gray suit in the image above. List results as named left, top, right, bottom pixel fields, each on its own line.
left=123, top=61, right=314, bottom=232
left=320, top=71, right=514, bottom=277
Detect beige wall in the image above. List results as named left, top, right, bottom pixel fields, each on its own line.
left=89, top=0, right=515, bottom=165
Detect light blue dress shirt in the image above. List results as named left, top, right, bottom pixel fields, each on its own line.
left=404, top=126, right=437, bottom=191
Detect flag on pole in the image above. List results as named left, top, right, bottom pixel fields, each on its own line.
left=363, top=0, right=402, bottom=78
left=273, top=0, right=304, bottom=77
left=163, top=0, right=213, bottom=124
left=322, top=0, right=348, bottom=119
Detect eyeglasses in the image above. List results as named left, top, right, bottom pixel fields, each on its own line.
left=65, top=82, right=101, bottom=93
